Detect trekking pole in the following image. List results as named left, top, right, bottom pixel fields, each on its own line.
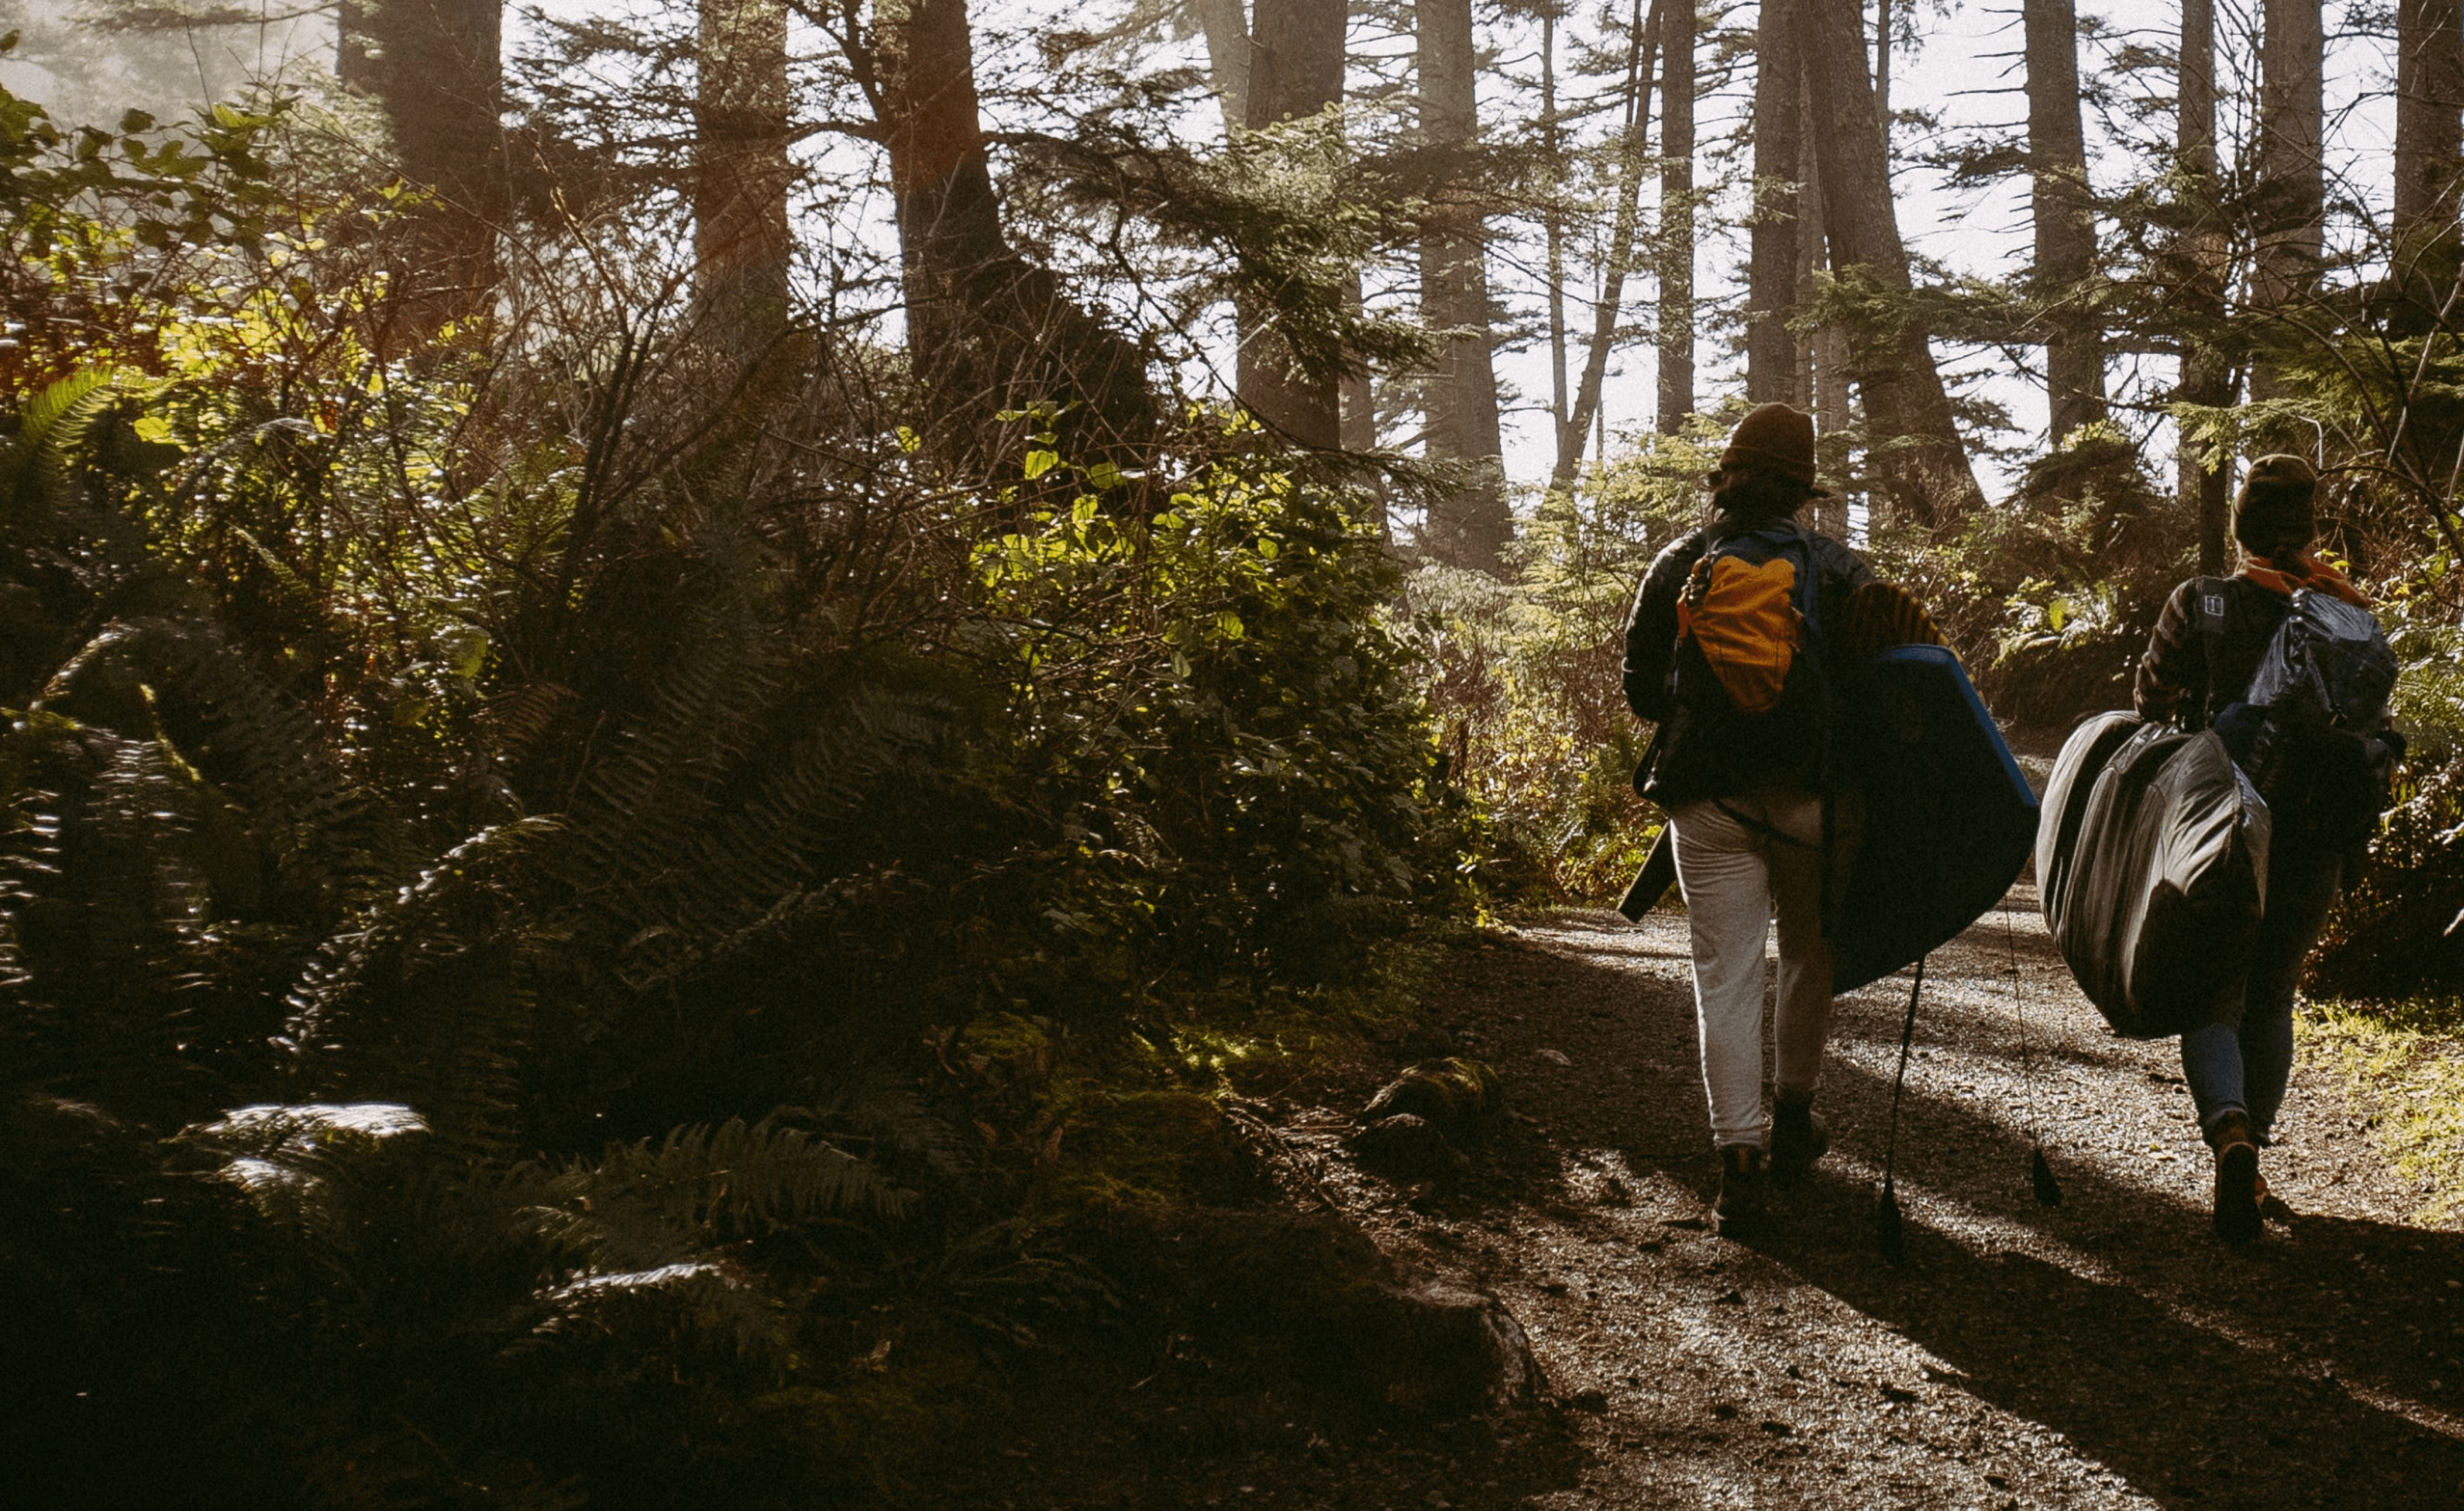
left=1875, top=955, right=1926, bottom=1264
left=2006, top=904, right=2064, bottom=1208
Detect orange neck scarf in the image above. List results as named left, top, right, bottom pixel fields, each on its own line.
left=2240, top=551, right=2371, bottom=608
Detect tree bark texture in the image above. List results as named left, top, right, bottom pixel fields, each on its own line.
left=696, top=0, right=795, bottom=350
left=341, top=0, right=507, bottom=316
left=878, top=0, right=1153, bottom=455
left=1874, top=0, right=1890, bottom=123
left=2025, top=0, right=2103, bottom=441
left=1808, top=62, right=1851, bottom=538
left=1552, top=0, right=1661, bottom=492
left=2254, top=0, right=2324, bottom=316
left=1657, top=0, right=1695, bottom=432
left=1544, top=12, right=1570, bottom=438
left=1238, top=0, right=1346, bottom=449
left=1195, top=0, right=1253, bottom=134
left=1794, top=0, right=1985, bottom=525
left=1804, top=64, right=1847, bottom=472
left=2177, top=0, right=2233, bottom=574
left=1419, top=0, right=1509, bottom=568
left=1747, top=0, right=1804, bottom=406
left=2395, top=0, right=2464, bottom=252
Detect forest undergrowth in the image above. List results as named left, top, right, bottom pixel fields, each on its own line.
left=0, top=84, right=1490, bottom=1507
left=15, top=15, right=2464, bottom=1502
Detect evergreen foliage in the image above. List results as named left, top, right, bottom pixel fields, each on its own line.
left=0, top=71, right=1466, bottom=1507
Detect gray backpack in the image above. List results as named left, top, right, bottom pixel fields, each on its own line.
left=2205, top=588, right=2399, bottom=846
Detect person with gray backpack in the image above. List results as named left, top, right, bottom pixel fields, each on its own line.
left=2134, top=454, right=2403, bottom=1242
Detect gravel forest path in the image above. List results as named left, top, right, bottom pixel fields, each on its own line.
left=1299, top=888, right=2464, bottom=1509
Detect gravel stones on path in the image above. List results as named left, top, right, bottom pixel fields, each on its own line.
left=950, top=892, right=2463, bottom=1509
left=1312, top=896, right=2464, bottom=1508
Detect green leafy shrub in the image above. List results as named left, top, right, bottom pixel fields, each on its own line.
left=0, top=78, right=1473, bottom=1505
left=1407, top=427, right=1713, bottom=901
left=1868, top=427, right=2192, bottom=731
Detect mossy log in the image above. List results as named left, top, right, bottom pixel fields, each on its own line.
left=1356, top=1057, right=1504, bottom=1143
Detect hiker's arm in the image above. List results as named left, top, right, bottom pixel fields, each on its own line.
left=1623, top=541, right=1694, bottom=722
left=1840, top=581, right=1949, bottom=658
left=2134, top=581, right=2204, bottom=724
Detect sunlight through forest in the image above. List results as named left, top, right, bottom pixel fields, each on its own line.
left=4, top=0, right=2463, bottom=1505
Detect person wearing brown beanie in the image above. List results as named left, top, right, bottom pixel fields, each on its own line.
left=2134, top=454, right=2386, bottom=1242
left=1619, top=404, right=1940, bottom=1235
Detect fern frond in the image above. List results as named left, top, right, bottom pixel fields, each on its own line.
left=0, top=370, right=118, bottom=526
left=282, top=818, right=562, bottom=1157
left=180, top=1100, right=432, bottom=1238
left=521, top=1258, right=775, bottom=1363
left=547, top=1110, right=911, bottom=1236
left=581, top=683, right=950, bottom=992
left=56, top=615, right=389, bottom=918
left=475, top=680, right=580, bottom=768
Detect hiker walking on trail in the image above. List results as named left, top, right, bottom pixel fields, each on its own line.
left=1621, top=404, right=1940, bottom=1236
left=2135, top=454, right=2401, bottom=1242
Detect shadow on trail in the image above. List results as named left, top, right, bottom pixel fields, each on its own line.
left=1462, top=919, right=2464, bottom=1511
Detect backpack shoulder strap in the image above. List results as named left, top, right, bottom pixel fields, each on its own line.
left=2190, top=576, right=2232, bottom=728
left=1784, top=521, right=1825, bottom=656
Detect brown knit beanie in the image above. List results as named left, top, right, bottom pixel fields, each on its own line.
left=1719, top=403, right=1835, bottom=498
left=2233, top=454, right=2318, bottom=554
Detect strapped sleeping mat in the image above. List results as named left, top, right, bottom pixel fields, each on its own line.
left=1831, top=645, right=2039, bottom=994
left=2036, top=714, right=2272, bottom=1039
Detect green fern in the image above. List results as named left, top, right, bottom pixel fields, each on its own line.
left=543, top=1109, right=912, bottom=1233
left=280, top=818, right=561, bottom=1157
left=0, top=370, right=122, bottom=531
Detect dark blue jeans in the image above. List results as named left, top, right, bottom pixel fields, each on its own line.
left=2179, top=847, right=2344, bottom=1143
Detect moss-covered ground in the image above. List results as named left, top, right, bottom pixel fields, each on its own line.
left=2302, top=999, right=2464, bottom=1227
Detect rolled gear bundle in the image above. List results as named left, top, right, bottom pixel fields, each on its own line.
left=2038, top=717, right=2272, bottom=1039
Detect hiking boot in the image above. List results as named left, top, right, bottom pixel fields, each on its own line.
left=2209, top=1111, right=2262, bottom=1244
left=1769, top=1089, right=1830, bottom=1184
left=1711, top=1145, right=1766, bottom=1237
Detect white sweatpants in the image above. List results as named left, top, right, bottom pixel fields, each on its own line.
left=1670, top=790, right=1853, bottom=1148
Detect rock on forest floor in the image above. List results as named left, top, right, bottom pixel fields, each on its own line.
left=953, top=888, right=2464, bottom=1510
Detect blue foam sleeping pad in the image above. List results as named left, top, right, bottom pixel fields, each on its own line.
left=1832, top=645, right=2041, bottom=995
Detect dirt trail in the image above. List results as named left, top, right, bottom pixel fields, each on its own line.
left=1306, top=891, right=2464, bottom=1508
left=953, top=890, right=2464, bottom=1510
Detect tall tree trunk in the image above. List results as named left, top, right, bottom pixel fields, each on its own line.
left=1806, top=61, right=1851, bottom=536
left=1747, top=0, right=1804, bottom=405
left=1874, top=0, right=1890, bottom=121
left=1195, top=0, right=1253, bottom=133
left=2026, top=0, right=2103, bottom=442
left=878, top=0, right=1152, bottom=455
left=1238, top=0, right=1346, bottom=448
left=341, top=0, right=506, bottom=320
left=1552, top=0, right=1661, bottom=491
left=1544, top=9, right=1570, bottom=443
left=1795, top=0, right=1985, bottom=525
left=2395, top=0, right=2464, bottom=255
left=696, top=0, right=794, bottom=350
left=882, top=0, right=1007, bottom=371
left=1341, top=272, right=1385, bottom=537
left=2252, top=0, right=2324, bottom=395
left=1419, top=0, right=1509, bottom=568
left=1657, top=0, right=1695, bottom=432
left=2178, top=0, right=2234, bottom=573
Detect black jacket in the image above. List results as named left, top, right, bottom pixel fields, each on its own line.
left=2133, top=575, right=2293, bottom=729
left=1621, top=515, right=1874, bottom=807
left=2137, top=573, right=2395, bottom=856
